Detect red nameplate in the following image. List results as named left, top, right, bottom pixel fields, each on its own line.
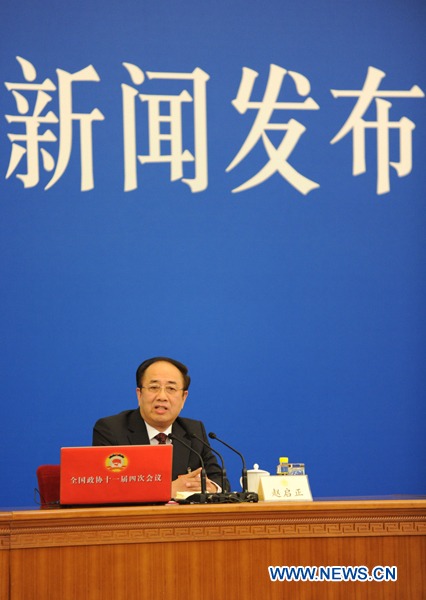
left=60, top=445, right=173, bottom=505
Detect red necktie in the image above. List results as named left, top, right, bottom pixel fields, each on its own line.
left=154, top=432, right=168, bottom=444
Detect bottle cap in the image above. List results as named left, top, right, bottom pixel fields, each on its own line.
left=279, top=457, right=288, bottom=463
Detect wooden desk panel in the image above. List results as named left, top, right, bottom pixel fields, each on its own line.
left=2, top=499, right=426, bottom=600
left=0, top=512, right=11, bottom=600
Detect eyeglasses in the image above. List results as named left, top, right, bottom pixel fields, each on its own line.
left=140, top=385, right=183, bottom=396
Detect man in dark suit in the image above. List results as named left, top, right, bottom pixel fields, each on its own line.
left=93, top=357, right=225, bottom=497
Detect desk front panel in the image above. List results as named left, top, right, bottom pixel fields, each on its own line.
left=4, top=499, right=426, bottom=600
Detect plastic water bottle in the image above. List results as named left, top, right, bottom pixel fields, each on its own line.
left=277, top=457, right=289, bottom=475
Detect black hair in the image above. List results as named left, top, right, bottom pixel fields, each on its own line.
left=136, top=357, right=191, bottom=390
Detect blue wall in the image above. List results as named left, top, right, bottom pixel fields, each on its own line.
left=1, top=0, right=425, bottom=506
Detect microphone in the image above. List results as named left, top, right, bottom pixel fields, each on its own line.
left=208, top=432, right=253, bottom=500
left=167, top=433, right=207, bottom=502
left=189, top=432, right=229, bottom=493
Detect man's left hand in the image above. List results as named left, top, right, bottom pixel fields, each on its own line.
left=171, top=467, right=218, bottom=497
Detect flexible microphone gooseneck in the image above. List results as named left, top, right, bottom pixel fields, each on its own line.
left=167, top=433, right=207, bottom=500
left=189, top=432, right=229, bottom=493
left=208, top=432, right=251, bottom=497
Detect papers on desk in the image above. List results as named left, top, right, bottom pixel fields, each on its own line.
left=174, top=491, right=195, bottom=499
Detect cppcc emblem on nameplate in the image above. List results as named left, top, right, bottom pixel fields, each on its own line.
left=106, top=453, right=128, bottom=471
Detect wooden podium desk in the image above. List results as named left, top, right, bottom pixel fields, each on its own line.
left=1, top=496, right=425, bottom=600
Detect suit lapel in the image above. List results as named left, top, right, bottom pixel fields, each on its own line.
left=126, top=409, right=150, bottom=445
left=171, top=418, right=191, bottom=480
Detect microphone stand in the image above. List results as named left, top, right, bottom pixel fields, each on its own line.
left=168, top=433, right=210, bottom=504
left=189, top=432, right=232, bottom=502
left=208, top=432, right=258, bottom=502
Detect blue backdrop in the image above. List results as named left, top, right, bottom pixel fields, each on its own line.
left=1, top=0, right=425, bottom=507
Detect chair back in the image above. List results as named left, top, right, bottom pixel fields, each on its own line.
left=36, top=465, right=60, bottom=508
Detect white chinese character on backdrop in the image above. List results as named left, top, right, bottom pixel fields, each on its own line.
left=5, top=56, right=104, bottom=190
left=226, top=64, right=320, bottom=195
left=330, top=66, right=424, bottom=194
left=122, top=62, right=209, bottom=192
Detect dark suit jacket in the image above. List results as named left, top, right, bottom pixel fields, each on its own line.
left=93, top=409, right=227, bottom=489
